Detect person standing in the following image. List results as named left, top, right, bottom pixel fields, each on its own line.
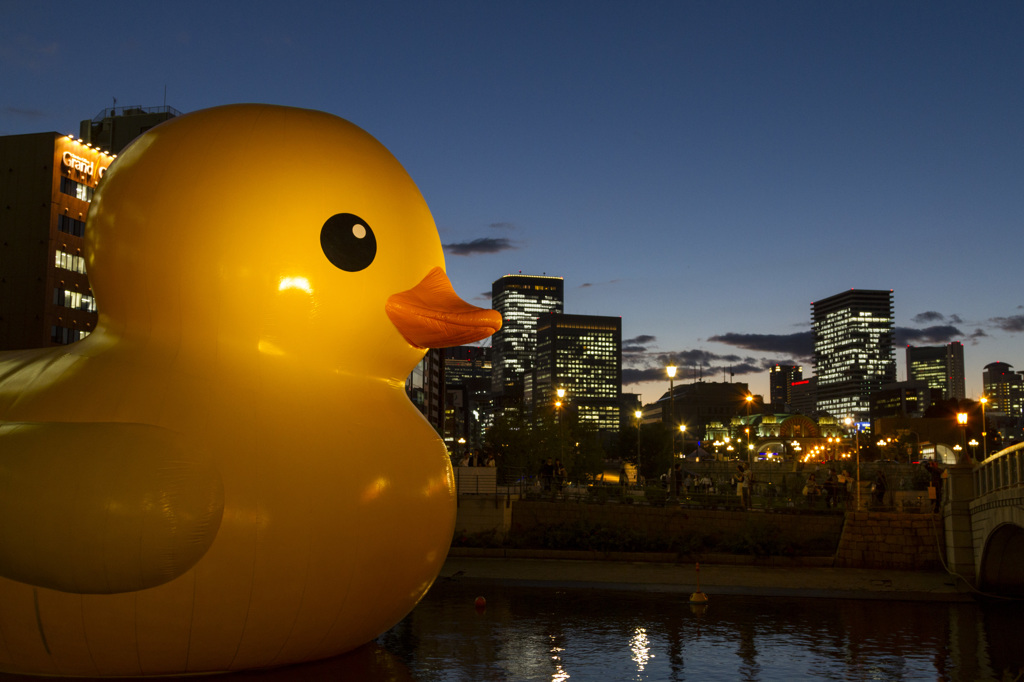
left=823, top=469, right=838, bottom=509
left=872, top=470, right=888, bottom=508
left=540, top=458, right=555, bottom=491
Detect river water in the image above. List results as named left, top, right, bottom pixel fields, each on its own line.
left=3, top=580, right=1017, bottom=681
left=370, top=581, right=1023, bottom=681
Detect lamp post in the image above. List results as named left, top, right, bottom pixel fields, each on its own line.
left=556, top=387, right=566, bottom=461
left=844, top=417, right=860, bottom=510
left=635, top=409, right=643, bottom=478
left=956, top=411, right=968, bottom=465
left=969, top=438, right=978, bottom=461
left=980, top=396, right=989, bottom=460
left=667, top=365, right=677, bottom=454
left=679, top=424, right=687, bottom=459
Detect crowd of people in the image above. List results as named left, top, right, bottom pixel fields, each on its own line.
left=456, top=451, right=496, bottom=468
left=456, top=449, right=946, bottom=512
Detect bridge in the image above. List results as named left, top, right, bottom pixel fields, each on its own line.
left=944, top=442, right=1024, bottom=596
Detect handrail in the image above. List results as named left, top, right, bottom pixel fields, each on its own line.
left=973, top=441, right=1024, bottom=497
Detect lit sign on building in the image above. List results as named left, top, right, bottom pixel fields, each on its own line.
left=62, top=151, right=95, bottom=176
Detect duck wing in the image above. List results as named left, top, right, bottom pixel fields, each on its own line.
left=0, top=422, right=223, bottom=594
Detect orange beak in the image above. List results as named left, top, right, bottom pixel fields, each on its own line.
left=385, top=267, right=502, bottom=349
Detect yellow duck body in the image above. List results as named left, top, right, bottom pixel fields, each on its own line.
left=0, top=104, right=500, bottom=677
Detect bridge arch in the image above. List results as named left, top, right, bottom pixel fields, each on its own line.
left=979, top=522, right=1024, bottom=597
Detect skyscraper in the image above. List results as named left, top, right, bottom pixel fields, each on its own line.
left=769, top=364, right=803, bottom=411
left=906, top=342, right=966, bottom=401
left=534, top=313, right=622, bottom=433
left=812, top=289, right=896, bottom=420
left=443, top=346, right=492, bottom=448
left=983, top=362, right=1024, bottom=418
left=490, top=274, right=564, bottom=399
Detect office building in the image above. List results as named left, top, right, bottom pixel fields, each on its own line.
left=0, top=132, right=115, bottom=349
left=443, top=346, right=492, bottom=448
left=405, top=349, right=445, bottom=433
left=870, top=381, right=934, bottom=420
left=769, top=364, right=803, bottom=411
left=1, top=106, right=180, bottom=352
left=812, top=289, right=896, bottom=421
left=490, top=273, right=563, bottom=399
left=789, top=377, right=817, bottom=416
left=983, top=362, right=1024, bottom=418
left=906, top=342, right=965, bottom=401
left=534, top=313, right=621, bottom=433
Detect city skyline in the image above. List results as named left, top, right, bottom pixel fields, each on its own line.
left=4, top=3, right=1022, bottom=405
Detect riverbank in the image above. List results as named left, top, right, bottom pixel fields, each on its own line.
left=441, top=552, right=975, bottom=602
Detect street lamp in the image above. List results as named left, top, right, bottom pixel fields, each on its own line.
left=667, top=365, right=677, bottom=453
left=844, top=417, right=860, bottom=510
left=635, top=409, right=643, bottom=477
left=980, top=396, right=989, bottom=460
left=956, top=412, right=968, bottom=465
left=679, top=424, right=687, bottom=458
left=969, top=438, right=978, bottom=461
left=556, top=387, right=567, bottom=460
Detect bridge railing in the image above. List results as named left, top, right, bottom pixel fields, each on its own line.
left=974, top=441, right=1024, bottom=497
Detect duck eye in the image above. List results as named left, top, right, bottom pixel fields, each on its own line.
left=320, top=213, right=377, bottom=272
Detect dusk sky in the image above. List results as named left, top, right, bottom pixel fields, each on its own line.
left=3, top=2, right=1022, bottom=406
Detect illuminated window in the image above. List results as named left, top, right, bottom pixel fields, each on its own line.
left=53, top=288, right=96, bottom=312
left=59, top=177, right=94, bottom=202
left=54, top=250, right=87, bottom=274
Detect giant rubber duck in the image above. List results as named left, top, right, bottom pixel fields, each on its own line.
left=0, top=104, right=501, bottom=677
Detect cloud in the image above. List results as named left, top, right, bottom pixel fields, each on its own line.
left=894, top=325, right=963, bottom=345
left=622, top=367, right=670, bottom=384
left=707, top=332, right=814, bottom=359
left=443, top=237, right=516, bottom=256
left=950, top=314, right=964, bottom=324
left=621, top=346, right=773, bottom=388
left=912, top=311, right=945, bottom=324
left=626, top=335, right=656, bottom=345
left=3, top=107, right=46, bottom=120
left=578, top=279, right=619, bottom=289
left=990, top=315, right=1024, bottom=333
left=489, top=222, right=515, bottom=230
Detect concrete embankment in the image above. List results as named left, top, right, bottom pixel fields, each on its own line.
left=441, top=552, right=975, bottom=602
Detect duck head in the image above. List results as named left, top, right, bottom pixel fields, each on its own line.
left=86, top=104, right=499, bottom=380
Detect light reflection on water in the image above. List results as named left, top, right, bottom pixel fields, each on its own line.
left=8, top=582, right=1014, bottom=681
left=375, top=581, right=1024, bottom=681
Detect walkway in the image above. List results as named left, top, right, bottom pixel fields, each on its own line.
left=440, top=556, right=973, bottom=602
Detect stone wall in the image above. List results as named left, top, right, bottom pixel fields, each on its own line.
left=509, top=501, right=845, bottom=556
left=835, top=511, right=946, bottom=570
left=454, top=497, right=513, bottom=540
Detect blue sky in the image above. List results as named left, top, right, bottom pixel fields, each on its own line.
left=3, top=1, right=1022, bottom=405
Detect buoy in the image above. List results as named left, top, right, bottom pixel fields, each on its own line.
left=689, top=562, right=709, bottom=604
left=474, top=596, right=486, bottom=608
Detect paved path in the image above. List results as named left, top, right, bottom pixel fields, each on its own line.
left=440, top=556, right=975, bottom=602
